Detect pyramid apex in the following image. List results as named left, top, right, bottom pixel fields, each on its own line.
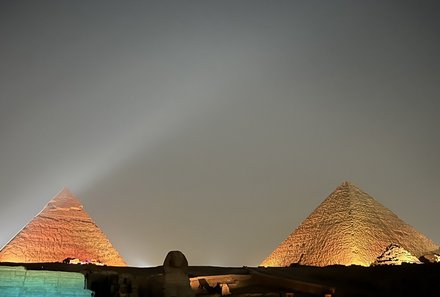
left=339, top=180, right=358, bottom=188
left=335, top=181, right=365, bottom=194
left=48, top=187, right=83, bottom=210
left=58, top=186, right=75, bottom=195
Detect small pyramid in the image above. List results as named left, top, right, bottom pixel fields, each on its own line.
left=261, top=182, right=439, bottom=267
left=373, top=243, right=421, bottom=265
left=420, top=250, right=440, bottom=263
left=0, top=188, right=126, bottom=266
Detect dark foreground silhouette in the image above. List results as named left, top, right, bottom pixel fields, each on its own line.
left=1, top=261, right=440, bottom=297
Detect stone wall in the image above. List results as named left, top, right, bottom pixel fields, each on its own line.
left=0, top=266, right=93, bottom=297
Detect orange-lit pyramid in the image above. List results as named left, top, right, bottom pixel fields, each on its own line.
left=0, top=188, right=126, bottom=266
left=261, top=182, right=439, bottom=267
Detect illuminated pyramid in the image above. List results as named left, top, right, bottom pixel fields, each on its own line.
left=261, top=182, right=439, bottom=267
left=0, top=188, right=126, bottom=266
left=373, top=243, right=422, bottom=265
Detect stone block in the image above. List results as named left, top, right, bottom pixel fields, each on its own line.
left=0, top=287, right=20, bottom=297
left=0, top=266, right=92, bottom=297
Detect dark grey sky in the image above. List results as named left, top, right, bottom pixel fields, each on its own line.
left=1, top=1, right=439, bottom=266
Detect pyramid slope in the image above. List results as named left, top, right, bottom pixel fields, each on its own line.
left=0, top=188, right=126, bottom=266
left=261, top=182, right=439, bottom=267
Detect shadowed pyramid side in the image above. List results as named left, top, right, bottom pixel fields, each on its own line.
left=261, top=182, right=439, bottom=267
left=0, top=188, right=126, bottom=266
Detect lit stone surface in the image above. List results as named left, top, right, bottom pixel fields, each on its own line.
left=373, top=243, right=421, bottom=265
left=0, top=188, right=126, bottom=266
left=0, top=266, right=92, bottom=297
left=261, top=182, right=439, bottom=267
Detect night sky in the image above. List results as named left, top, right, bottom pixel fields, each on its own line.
left=1, top=1, right=439, bottom=267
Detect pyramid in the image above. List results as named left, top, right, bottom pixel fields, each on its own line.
left=0, top=188, right=126, bottom=266
left=373, top=243, right=421, bottom=265
left=261, top=182, right=439, bottom=267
